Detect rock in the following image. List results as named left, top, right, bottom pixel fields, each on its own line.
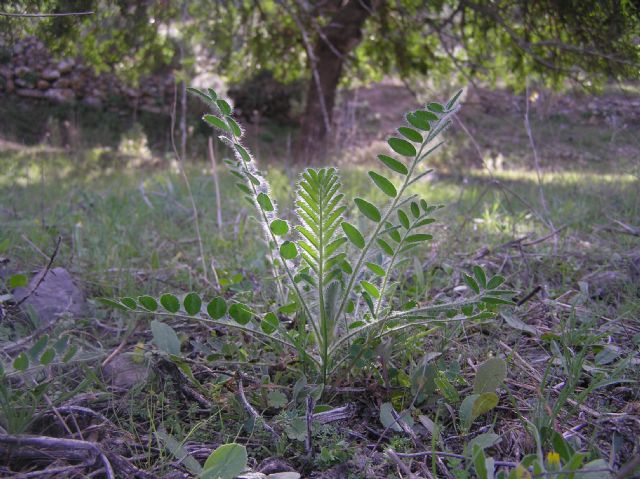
left=582, top=270, right=630, bottom=301
left=37, top=80, right=50, bottom=90
left=52, top=78, right=71, bottom=89
left=41, top=68, right=60, bottom=81
left=45, top=88, right=75, bottom=103
left=57, top=59, right=75, bottom=74
left=101, top=354, right=149, bottom=389
left=257, top=458, right=296, bottom=474
left=16, top=88, right=44, bottom=99
left=13, top=267, right=87, bottom=324
left=82, top=96, right=103, bottom=108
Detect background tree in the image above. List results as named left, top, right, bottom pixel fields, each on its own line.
left=3, top=0, right=639, bottom=158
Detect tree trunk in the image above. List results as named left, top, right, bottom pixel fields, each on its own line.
left=297, top=0, right=377, bottom=161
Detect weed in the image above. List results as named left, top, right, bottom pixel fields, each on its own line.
left=104, top=88, right=515, bottom=388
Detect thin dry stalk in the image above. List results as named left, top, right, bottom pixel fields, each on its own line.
left=171, top=82, right=210, bottom=286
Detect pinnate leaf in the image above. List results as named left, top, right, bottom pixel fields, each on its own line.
left=368, top=171, right=397, bottom=197
left=354, top=198, right=381, bottom=222
left=378, top=154, right=408, bottom=175
left=388, top=137, right=416, bottom=157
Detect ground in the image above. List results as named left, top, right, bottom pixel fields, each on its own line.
left=0, top=82, right=638, bottom=478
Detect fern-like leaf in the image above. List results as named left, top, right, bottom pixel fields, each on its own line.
left=295, top=168, right=347, bottom=287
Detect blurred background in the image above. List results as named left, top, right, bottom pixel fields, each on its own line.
left=1, top=0, right=638, bottom=298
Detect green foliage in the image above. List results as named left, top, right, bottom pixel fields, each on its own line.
left=107, top=87, right=516, bottom=386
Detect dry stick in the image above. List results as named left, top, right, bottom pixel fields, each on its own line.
left=0, top=434, right=115, bottom=479
left=386, top=448, right=420, bottom=479
left=16, top=236, right=61, bottom=308
left=236, top=376, right=280, bottom=442
left=283, top=3, right=332, bottom=136
left=0, top=11, right=93, bottom=17
left=305, top=395, right=315, bottom=458
left=207, top=137, right=223, bottom=230
left=524, top=81, right=557, bottom=253
left=499, top=340, right=602, bottom=419
left=171, top=82, right=210, bottom=286
left=393, top=450, right=518, bottom=468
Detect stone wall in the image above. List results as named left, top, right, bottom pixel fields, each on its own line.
left=0, top=36, right=175, bottom=113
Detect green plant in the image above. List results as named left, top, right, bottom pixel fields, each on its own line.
left=103, top=88, right=515, bottom=386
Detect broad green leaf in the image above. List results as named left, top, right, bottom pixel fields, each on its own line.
left=14, top=352, right=29, bottom=371
left=366, top=262, right=386, bottom=277
left=361, top=281, right=380, bottom=299
left=9, top=273, right=27, bottom=288
left=280, top=241, right=298, bottom=259
left=341, top=222, right=365, bottom=249
left=578, top=459, right=609, bottom=479
left=207, top=297, right=227, bottom=319
left=62, top=344, right=78, bottom=362
left=229, top=303, right=252, bottom=325
left=354, top=198, right=381, bottom=222
left=459, top=394, right=478, bottom=430
left=138, top=295, right=158, bottom=311
left=379, top=402, right=403, bottom=432
left=160, top=293, right=180, bottom=313
left=201, top=443, right=247, bottom=479
left=434, top=372, right=460, bottom=403
left=267, top=390, right=288, bottom=408
left=468, top=433, right=502, bottom=454
left=464, top=274, right=480, bottom=294
left=120, top=297, right=137, bottom=310
left=473, top=266, right=487, bottom=289
left=215, top=99, right=232, bottom=115
left=270, top=219, right=289, bottom=236
left=473, top=444, right=489, bottom=479
left=29, top=335, right=49, bottom=360
left=474, top=357, right=507, bottom=393
left=406, top=234, right=432, bottom=243
left=278, top=302, right=298, bottom=314
left=388, top=137, right=416, bottom=157
left=256, top=193, right=274, bottom=212
left=368, top=171, right=397, bottom=197
left=155, top=429, right=203, bottom=476
left=500, top=311, right=537, bottom=335
left=207, top=88, right=218, bottom=100
left=203, top=114, right=229, bottom=132
left=377, top=154, right=408, bottom=175
left=398, top=126, right=423, bottom=143
left=151, top=320, right=181, bottom=355
left=40, top=348, right=55, bottom=365
left=261, top=312, right=279, bottom=334
left=473, top=392, right=499, bottom=417
left=184, top=293, right=202, bottom=315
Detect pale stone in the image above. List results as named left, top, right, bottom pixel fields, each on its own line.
left=44, top=88, right=75, bottom=103
left=13, top=267, right=87, bottom=324
left=41, top=68, right=60, bottom=81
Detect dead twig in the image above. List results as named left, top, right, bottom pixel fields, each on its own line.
left=16, top=236, right=61, bottom=308
left=236, top=376, right=280, bottom=442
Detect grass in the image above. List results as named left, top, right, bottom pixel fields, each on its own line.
left=0, top=90, right=639, bottom=478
